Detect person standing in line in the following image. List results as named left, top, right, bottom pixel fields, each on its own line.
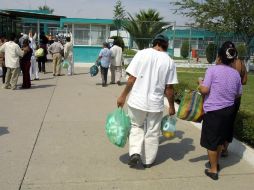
left=38, top=32, right=48, bottom=74
left=198, top=41, right=242, bottom=180
left=20, top=39, right=32, bottom=89
left=0, top=34, right=7, bottom=84
left=220, top=57, right=248, bottom=157
left=0, top=33, right=24, bottom=90
left=117, top=34, right=178, bottom=168
left=64, top=33, right=74, bottom=75
left=48, top=38, right=64, bottom=76
left=110, top=40, right=124, bottom=85
left=96, top=42, right=111, bottom=87
left=29, top=32, right=39, bottom=80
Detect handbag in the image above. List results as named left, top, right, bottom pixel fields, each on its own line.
left=35, top=48, right=44, bottom=57
left=161, top=115, right=177, bottom=138
left=89, top=64, right=99, bottom=77
left=177, top=89, right=204, bottom=122
left=62, top=60, right=68, bottom=69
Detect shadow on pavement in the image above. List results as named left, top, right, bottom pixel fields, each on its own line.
left=30, top=84, right=56, bottom=89
left=119, top=130, right=195, bottom=167
left=0, top=127, right=9, bottom=136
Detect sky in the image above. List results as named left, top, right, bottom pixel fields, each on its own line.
left=0, top=0, right=191, bottom=25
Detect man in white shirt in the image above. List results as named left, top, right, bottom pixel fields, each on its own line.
left=0, top=33, right=24, bottom=90
left=110, top=40, right=123, bottom=85
left=117, top=34, right=178, bottom=168
left=64, top=33, right=74, bottom=76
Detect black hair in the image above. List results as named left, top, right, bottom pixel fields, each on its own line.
left=23, top=39, right=29, bottom=46
left=66, top=37, right=71, bottom=42
left=218, top=41, right=238, bottom=65
left=152, top=39, right=168, bottom=51
left=9, top=33, right=16, bottom=41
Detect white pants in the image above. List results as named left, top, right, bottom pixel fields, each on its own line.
left=67, top=54, right=74, bottom=75
left=30, top=56, right=39, bottom=79
left=128, top=106, right=163, bottom=165
left=110, top=65, right=122, bottom=83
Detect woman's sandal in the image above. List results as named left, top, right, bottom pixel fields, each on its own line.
left=205, top=169, right=219, bottom=180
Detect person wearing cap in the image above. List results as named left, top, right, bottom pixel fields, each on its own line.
left=96, top=42, right=111, bottom=87
left=117, top=34, right=178, bottom=168
left=48, top=38, right=64, bottom=76
left=198, top=41, right=242, bottom=180
left=110, top=40, right=124, bottom=85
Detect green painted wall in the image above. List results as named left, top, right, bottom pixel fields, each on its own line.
left=74, top=46, right=101, bottom=63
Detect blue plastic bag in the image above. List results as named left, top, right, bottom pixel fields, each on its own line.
left=161, top=115, right=177, bottom=138
left=105, top=108, right=131, bottom=147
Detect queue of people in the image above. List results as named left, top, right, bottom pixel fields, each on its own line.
left=0, top=31, right=74, bottom=90
left=116, top=34, right=247, bottom=181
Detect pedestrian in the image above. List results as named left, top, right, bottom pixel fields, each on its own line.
left=29, top=32, right=39, bottom=80
left=38, top=32, right=48, bottom=74
left=220, top=57, right=248, bottom=157
left=20, top=39, right=32, bottom=89
left=64, top=33, right=74, bottom=75
left=117, top=34, right=178, bottom=168
left=110, top=39, right=124, bottom=85
left=198, top=41, right=242, bottom=180
left=0, top=34, right=7, bottom=84
left=96, top=42, right=111, bottom=87
left=48, top=38, right=64, bottom=76
left=0, top=33, right=24, bottom=90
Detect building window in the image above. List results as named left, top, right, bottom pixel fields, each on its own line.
left=74, top=24, right=108, bottom=46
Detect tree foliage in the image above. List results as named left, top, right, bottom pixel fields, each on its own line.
left=237, top=43, right=248, bottom=60
left=38, top=5, right=54, bottom=14
left=113, top=0, right=126, bottom=36
left=173, top=0, right=254, bottom=55
left=206, top=43, right=217, bottom=64
left=181, top=41, right=189, bottom=58
left=122, top=9, right=165, bottom=50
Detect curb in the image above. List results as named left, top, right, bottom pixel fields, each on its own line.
left=164, top=98, right=254, bottom=167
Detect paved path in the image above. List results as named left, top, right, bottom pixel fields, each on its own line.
left=0, top=67, right=254, bottom=190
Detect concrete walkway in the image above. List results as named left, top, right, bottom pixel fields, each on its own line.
left=0, top=66, right=254, bottom=190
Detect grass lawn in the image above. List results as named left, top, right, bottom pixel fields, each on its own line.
left=176, top=69, right=254, bottom=114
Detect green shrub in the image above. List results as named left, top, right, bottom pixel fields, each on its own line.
left=110, top=36, right=125, bottom=50
left=236, top=43, right=247, bottom=60
left=206, top=43, right=217, bottom=64
left=181, top=41, right=190, bottom=58
left=123, top=49, right=137, bottom=57
left=234, top=110, right=254, bottom=147
left=174, top=82, right=191, bottom=104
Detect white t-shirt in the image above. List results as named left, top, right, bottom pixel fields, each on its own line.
left=110, top=45, right=123, bottom=66
left=126, top=48, right=178, bottom=112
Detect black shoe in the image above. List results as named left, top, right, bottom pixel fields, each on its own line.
left=143, top=163, right=154, bottom=168
left=205, top=169, right=218, bottom=180
left=34, top=78, right=39, bottom=80
left=128, top=154, right=141, bottom=167
left=206, top=162, right=220, bottom=172
left=117, top=81, right=121, bottom=86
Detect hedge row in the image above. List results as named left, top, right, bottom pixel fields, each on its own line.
left=174, top=82, right=254, bottom=148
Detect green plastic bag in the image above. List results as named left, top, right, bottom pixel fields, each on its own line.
left=105, top=108, right=131, bottom=147
left=161, top=115, right=177, bottom=138
left=62, top=60, right=69, bottom=69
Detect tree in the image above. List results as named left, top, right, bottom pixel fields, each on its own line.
left=172, top=0, right=254, bottom=57
left=38, top=5, right=54, bottom=14
left=206, top=43, right=217, bottom=64
left=123, top=9, right=165, bottom=50
left=181, top=41, right=189, bottom=58
left=113, top=0, right=126, bottom=36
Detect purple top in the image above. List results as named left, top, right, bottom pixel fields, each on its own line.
left=202, top=64, right=242, bottom=112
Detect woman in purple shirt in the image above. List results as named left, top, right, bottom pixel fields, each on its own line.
left=198, top=41, right=242, bottom=180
